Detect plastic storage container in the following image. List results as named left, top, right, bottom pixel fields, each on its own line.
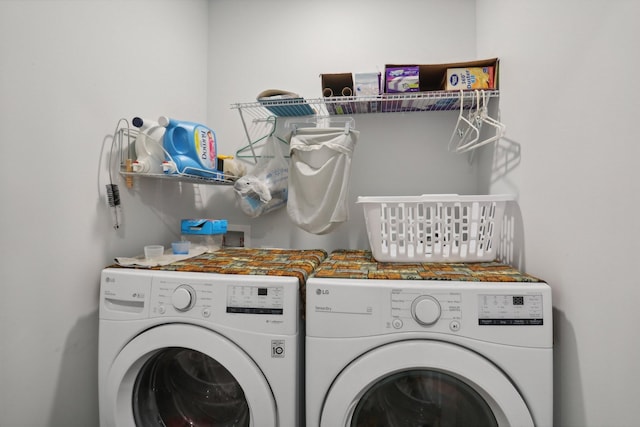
left=180, top=219, right=228, bottom=253
left=357, top=194, right=514, bottom=262
left=159, top=116, right=223, bottom=179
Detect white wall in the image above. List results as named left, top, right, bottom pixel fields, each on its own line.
left=476, top=1, right=640, bottom=426
left=0, top=1, right=209, bottom=426
left=1, top=0, right=638, bottom=426
left=207, top=0, right=483, bottom=252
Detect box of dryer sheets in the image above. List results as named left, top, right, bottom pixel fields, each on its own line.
left=384, top=58, right=499, bottom=93
left=381, top=58, right=498, bottom=112
left=445, top=67, right=495, bottom=90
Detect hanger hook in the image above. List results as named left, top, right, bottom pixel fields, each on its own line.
left=267, top=115, right=278, bottom=137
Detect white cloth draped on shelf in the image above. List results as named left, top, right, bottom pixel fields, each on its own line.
left=287, top=127, right=359, bottom=235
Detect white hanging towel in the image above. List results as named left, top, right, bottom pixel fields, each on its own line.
left=287, top=127, right=359, bottom=234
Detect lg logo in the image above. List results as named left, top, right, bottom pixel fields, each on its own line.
left=315, top=289, right=329, bottom=295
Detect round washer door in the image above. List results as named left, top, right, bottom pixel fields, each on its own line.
left=104, top=324, right=277, bottom=427
left=321, top=340, right=534, bottom=427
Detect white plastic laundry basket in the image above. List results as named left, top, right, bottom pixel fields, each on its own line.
left=357, top=194, right=515, bottom=262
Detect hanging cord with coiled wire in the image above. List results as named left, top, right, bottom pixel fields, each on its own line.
left=106, top=118, right=132, bottom=229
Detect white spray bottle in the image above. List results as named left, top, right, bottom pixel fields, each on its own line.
left=131, top=117, right=165, bottom=174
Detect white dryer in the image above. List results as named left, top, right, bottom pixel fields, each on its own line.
left=99, top=267, right=302, bottom=427
left=306, top=257, right=553, bottom=427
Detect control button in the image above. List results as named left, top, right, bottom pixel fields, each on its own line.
left=411, top=296, right=442, bottom=326
left=392, top=318, right=403, bottom=329
left=172, top=285, right=195, bottom=311
left=158, top=305, right=166, bottom=315
left=202, top=308, right=211, bottom=318
left=449, top=320, right=461, bottom=331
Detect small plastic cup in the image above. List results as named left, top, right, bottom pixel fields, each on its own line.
left=171, top=241, right=190, bottom=255
left=144, top=245, right=164, bottom=260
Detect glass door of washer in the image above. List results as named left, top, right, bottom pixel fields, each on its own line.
left=351, top=369, right=498, bottom=426
left=104, top=324, right=277, bottom=427
left=321, top=340, right=534, bottom=427
left=133, top=347, right=250, bottom=426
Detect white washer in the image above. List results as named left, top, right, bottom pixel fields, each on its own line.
left=99, top=267, right=302, bottom=427
left=306, top=277, right=553, bottom=427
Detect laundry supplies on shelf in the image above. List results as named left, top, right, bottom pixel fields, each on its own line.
left=131, top=117, right=165, bottom=174
left=159, top=116, right=224, bottom=180
left=112, top=117, right=235, bottom=186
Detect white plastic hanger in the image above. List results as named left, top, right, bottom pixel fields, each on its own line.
left=461, top=90, right=507, bottom=152
left=456, top=90, right=506, bottom=153
left=449, top=90, right=480, bottom=152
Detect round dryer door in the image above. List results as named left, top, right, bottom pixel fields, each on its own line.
left=103, top=324, right=277, bottom=427
left=321, top=340, right=535, bottom=427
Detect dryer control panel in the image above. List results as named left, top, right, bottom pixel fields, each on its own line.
left=306, top=278, right=553, bottom=347
left=391, top=290, right=462, bottom=330
left=478, top=294, right=544, bottom=325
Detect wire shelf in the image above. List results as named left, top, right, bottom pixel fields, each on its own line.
left=230, top=90, right=501, bottom=162
left=114, top=125, right=236, bottom=186
left=231, top=90, right=499, bottom=118
left=119, top=170, right=236, bottom=185
left=120, top=170, right=236, bottom=185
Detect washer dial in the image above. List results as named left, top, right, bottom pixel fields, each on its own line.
left=172, top=285, right=196, bottom=311
left=411, top=296, right=442, bottom=326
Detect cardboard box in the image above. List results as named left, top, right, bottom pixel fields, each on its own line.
left=321, top=73, right=354, bottom=97
left=384, top=58, right=499, bottom=93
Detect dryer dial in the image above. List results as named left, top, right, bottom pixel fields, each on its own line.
left=411, top=296, right=441, bottom=326
left=172, top=285, right=196, bottom=311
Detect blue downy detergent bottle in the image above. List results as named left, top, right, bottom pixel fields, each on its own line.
left=158, top=116, right=222, bottom=179
left=131, top=117, right=165, bottom=174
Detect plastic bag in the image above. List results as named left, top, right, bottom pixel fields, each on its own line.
left=233, top=136, right=289, bottom=217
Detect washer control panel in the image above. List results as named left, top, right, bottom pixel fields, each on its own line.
left=150, top=279, right=285, bottom=318
left=391, top=290, right=462, bottom=330
left=101, top=269, right=298, bottom=335
left=151, top=278, right=214, bottom=318
left=226, top=285, right=284, bottom=315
